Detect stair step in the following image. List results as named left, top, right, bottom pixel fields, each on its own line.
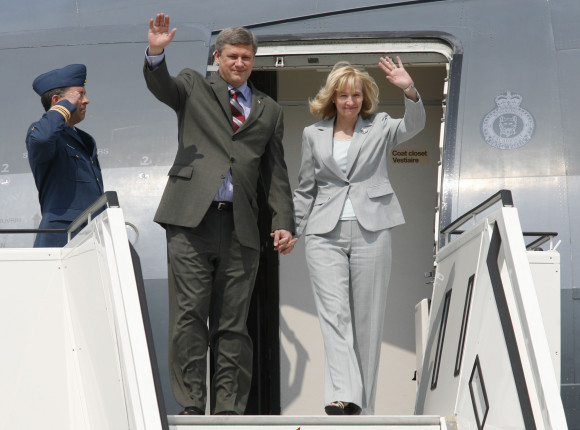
left=168, top=414, right=447, bottom=429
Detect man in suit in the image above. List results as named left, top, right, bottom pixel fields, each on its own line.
left=143, top=14, right=296, bottom=415
left=26, top=64, right=104, bottom=247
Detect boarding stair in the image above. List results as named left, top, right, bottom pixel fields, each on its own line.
left=0, top=190, right=568, bottom=429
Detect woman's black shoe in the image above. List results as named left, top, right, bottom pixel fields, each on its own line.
left=325, top=401, right=346, bottom=415
left=344, top=402, right=361, bottom=415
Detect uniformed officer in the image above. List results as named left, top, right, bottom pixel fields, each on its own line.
left=26, top=64, right=104, bottom=247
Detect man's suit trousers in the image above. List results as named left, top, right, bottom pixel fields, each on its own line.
left=166, top=207, right=259, bottom=414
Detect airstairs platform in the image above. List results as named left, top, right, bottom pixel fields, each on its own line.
left=0, top=190, right=568, bottom=429
left=167, top=414, right=450, bottom=429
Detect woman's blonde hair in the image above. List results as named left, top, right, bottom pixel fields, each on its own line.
left=309, top=61, right=379, bottom=120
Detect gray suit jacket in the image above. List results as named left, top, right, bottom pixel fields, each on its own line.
left=144, top=60, right=294, bottom=250
left=293, top=95, right=426, bottom=237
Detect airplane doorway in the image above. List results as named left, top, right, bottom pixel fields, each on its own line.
left=245, top=38, right=451, bottom=415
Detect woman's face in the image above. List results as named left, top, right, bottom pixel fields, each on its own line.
left=333, top=79, right=363, bottom=121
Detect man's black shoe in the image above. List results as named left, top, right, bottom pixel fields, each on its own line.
left=179, top=406, right=205, bottom=415
left=215, top=410, right=239, bottom=415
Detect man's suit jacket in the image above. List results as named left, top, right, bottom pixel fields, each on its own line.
left=26, top=99, right=104, bottom=247
left=144, top=60, right=294, bottom=250
left=293, top=96, right=425, bottom=237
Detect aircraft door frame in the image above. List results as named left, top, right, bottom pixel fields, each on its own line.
left=210, top=34, right=460, bottom=414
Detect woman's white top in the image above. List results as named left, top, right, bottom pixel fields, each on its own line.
left=333, top=138, right=357, bottom=220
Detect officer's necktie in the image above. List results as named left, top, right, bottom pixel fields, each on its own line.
left=229, top=89, right=245, bottom=131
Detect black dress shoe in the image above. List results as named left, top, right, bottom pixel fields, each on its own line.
left=179, top=406, right=205, bottom=415
left=215, top=410, right=239, bottom=415
left=324, top=401, right=346, bottom=415
left=344, top=402, right=361, bottom=415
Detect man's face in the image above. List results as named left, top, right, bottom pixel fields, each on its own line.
left=214, top=43, right=255, bottom=88
left=55, top=86, right=90, bottom=126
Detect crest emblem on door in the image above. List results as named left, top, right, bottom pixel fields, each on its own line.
left=481, top=91, right=535, bottom=150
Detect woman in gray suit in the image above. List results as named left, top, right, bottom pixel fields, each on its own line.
left=293, top=58, right=425, bottom=415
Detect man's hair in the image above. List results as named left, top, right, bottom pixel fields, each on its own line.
left=215, top=27, right=258, bottom=54
left=40, top=87, right=68, bottom=112
left=309, top=61, right=379, bottom=120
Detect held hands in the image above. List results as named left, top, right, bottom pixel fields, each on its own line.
left=378, top=55, right=419, bottom=101
left=270, top=229, right=298, bottom=255
left=148, top=13, right=177, bottom=56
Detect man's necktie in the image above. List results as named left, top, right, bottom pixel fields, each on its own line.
left=229, top=89, right=245, bottom=131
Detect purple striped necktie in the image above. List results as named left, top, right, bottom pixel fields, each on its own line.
left=229, top=89, right=245, bottom=131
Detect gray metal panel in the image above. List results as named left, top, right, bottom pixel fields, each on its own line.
left=551, top=0, right=580, bottom=51
left=4, top=1, right=449, bottom=34
left=0, top=24, right=209, bottom=51
left=143, top=278, right=178, bottom=414
left=557, top=49, right=580, bottom=176
left=453, top=4, right=562, bottom=180
left=562, top=174, right=580, bottom=423
left=561, top=288, right=580, bottom=429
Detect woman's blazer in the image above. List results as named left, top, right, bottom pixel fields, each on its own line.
left=293, top=95, right=426, bottom=237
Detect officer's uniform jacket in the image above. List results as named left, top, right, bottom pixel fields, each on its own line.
left=26, top=99, right=103, bottom=247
